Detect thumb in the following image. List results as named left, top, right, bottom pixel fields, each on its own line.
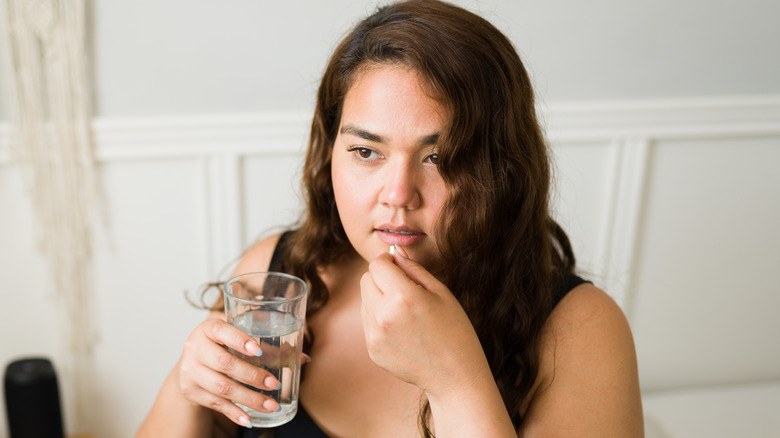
left=389, top=245, right=442, bottom=293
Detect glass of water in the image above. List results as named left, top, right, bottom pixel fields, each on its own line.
left=223, top=271, right=308, bottom=428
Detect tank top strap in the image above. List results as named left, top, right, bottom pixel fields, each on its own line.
left=268, top=231, right=293, bottom=272
left=551, top=271, right=590, bottom=308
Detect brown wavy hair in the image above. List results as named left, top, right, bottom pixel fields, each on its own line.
left=280, top=0, right=575, bottom=434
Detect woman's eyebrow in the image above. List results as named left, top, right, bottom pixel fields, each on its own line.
left=340, top=124, right=440, bottom=146
left=418, top=133, right=439, bottom=146
left=340, top=125, right=385, bottom=143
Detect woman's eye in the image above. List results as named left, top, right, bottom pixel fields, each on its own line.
left=349, top=147, right=378, bottom=160
left=425, top=153, right=439, bottom=165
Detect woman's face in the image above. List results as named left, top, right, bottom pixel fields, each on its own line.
left=331, top=65, right=448, bottom=273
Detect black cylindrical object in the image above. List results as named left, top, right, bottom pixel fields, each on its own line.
left=4, top=358, right=65, bottom=438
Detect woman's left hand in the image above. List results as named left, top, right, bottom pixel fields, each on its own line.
left=359, top=245, right=493, bottom=398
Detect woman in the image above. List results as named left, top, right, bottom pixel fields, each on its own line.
left=138, top=1, right=643, bottom=436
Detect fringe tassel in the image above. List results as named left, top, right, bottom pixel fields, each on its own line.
left=2, top=0, right=100, bottom=433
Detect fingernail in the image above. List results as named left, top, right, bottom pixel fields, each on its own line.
left=245, top=341, right=262, bottom=357
left=263, top=399, right=279, bottom=412
left=239, top=415, right=252, bottom=429
left=264, top=376, right=281, bottom=389
left=395, top=245, right=409, bottom=259
left=302, top=353, right=312, bottom=364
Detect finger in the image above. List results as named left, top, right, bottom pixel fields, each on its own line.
left=190, top=366, right=279, bottom=428
left=199, top=339, right=281, bottom=391
left=178, top=363, right=256, bottom=428
left=200, top=365, right=280, bottom=414
left=368, top=252, right=429, bottom=296
left=389, top=247, right=445, bottom=293
left=200, top=389, right=255, bottom=429
left=201, top=318, right=263, bottom=357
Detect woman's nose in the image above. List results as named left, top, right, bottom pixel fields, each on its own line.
left=378, top=160, right=421, bottom=210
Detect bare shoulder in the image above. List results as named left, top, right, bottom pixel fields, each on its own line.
left=548, top=283, right=634, bottom=345
left=230, top=232, right=285, bottom=277
left=520, top=283, right=644, bottom=437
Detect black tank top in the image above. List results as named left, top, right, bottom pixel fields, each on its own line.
left=238, top=231, right=588, bottom=438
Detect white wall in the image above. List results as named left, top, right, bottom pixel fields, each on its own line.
left=1, top=1, right=780, bottom=437
left=2, top=0, right=780, bottom=119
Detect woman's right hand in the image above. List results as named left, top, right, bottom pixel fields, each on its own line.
left=176, top=316, right=282, bottom=428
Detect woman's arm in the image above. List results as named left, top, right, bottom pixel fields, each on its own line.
left=423, top=362, right=518, bottom=437
left=136, top=312, right=279, bottom=437
left=361, top=247, right=517, bottom=437
left=137, top=234, right=285, bottom=437
left=137, top=354, right=226, bottom=438
left=362, top=247, right=642, bottom=437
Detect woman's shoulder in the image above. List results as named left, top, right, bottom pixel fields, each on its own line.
left=548, top=282, right=630, bottom=338
left=540, top=282, right=637, bottom=380
left=230, top=232, right=286, bottom=276
left=521, top=283, right=644, bottom=435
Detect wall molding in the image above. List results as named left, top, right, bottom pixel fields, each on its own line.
left=541, top=94, right=780, bottom=142
left=2, top=96, right=780, bottom=163
left=0, top=111, right=310, bottom=164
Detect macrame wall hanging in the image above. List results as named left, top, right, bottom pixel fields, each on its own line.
left=2, top=0, right=99, bottom=432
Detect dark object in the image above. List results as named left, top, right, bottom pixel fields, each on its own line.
left=4, top=358, right=65, bottom=438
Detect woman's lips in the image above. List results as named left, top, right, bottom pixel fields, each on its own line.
left=375, top=227, right=424, bottom=246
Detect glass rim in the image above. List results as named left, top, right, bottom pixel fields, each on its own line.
left=222, top=271, right=308, bottom=305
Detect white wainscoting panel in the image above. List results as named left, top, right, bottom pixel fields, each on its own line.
left=630, top=136, right=780, bottom=391
left=550, top=140, right=615, bottom=283
left=1, top=96, right=779, bottom=437
left=89, top=158, right=207, bottom=435
left=242, top=154, right=305, bottom=253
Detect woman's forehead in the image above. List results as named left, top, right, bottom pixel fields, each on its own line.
left=339, top=67, right=447, bottom=141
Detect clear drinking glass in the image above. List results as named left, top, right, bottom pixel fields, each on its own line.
left=223, top=272, right=308, bottom=428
